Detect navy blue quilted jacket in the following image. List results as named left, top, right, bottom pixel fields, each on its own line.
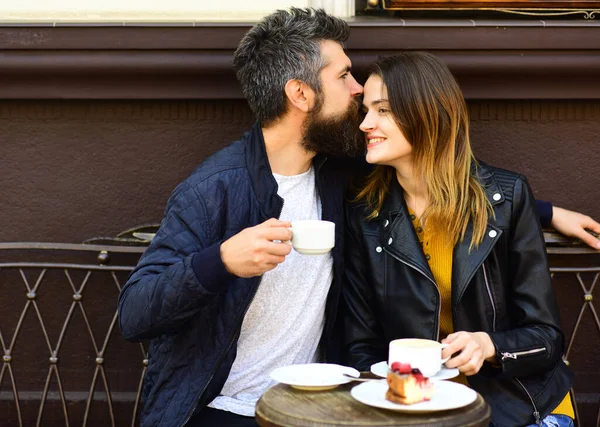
left=118, top=123, right=351, bottom=427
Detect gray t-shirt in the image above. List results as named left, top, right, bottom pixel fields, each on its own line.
left=208, top=165, right=334, bottom=416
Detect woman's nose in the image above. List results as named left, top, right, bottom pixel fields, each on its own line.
left=359, top=114, right=373, bottom=132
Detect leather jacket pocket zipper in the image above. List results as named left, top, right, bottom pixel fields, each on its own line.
left=501, top=347, right=546, bottom=360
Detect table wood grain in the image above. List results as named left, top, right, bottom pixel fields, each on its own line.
left=256, top=383, right=491, bottom=427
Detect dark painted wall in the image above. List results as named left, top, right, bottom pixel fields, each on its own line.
left=1, top=100, right=254, bottom=242
left=2, top=99, right=599, bottom=242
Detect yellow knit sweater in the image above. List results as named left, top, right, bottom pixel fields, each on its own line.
left=407, top=208, right=573, bottom=419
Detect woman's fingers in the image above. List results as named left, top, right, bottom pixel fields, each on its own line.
left=443, top=331, right=488, bottom=375
left=459, top=348, right=484, bottom=376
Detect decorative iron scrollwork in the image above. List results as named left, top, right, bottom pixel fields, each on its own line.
left=376, top=0, right=600, bottom=19
left=492, top=8, right=599, bottom=18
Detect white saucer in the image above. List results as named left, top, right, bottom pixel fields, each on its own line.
left=370, top=361, right=459, bottom=382
left=270, top=363, right=360, bottom=391
left=351, top=380, right=477, bottom=413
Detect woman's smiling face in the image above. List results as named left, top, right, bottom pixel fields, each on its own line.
left=360, top=74, right=413, bottom=167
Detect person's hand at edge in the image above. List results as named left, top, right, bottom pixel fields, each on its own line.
left=552, top=206, right=600, bottom=250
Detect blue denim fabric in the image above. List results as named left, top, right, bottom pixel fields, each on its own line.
left=525, top=414, right=574, bottom=427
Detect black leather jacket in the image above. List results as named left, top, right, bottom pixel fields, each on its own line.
left=343, top=163, right=573, bottom=427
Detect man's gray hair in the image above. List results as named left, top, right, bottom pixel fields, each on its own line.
left=232, top=8, right=350, bottom=126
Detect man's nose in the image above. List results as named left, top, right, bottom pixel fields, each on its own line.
left=350, top=75, right=363, bottom=96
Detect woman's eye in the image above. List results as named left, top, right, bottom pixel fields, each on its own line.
left=378, top=108, right=388, bottom=114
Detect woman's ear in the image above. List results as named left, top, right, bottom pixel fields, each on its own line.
left=284, top=79, right=315, bottom=113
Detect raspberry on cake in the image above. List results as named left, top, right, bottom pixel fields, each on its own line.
left=386, top=362, right=434, bottom=405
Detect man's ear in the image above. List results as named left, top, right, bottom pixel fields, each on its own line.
left=284, top=79, right=314, bottom=113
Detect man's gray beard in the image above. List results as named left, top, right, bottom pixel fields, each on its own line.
left=301, top=98, right=365, bottom=158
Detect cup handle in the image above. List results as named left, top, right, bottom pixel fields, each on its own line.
left=440, top=343, right=451, bottom=364
left=285, top=227, right=293, bottom=245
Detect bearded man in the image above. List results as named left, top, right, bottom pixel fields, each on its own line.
left=117, top=8, right=364, bottom=427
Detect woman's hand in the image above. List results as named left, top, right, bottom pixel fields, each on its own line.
left=442, top=331, right=496, bottom=376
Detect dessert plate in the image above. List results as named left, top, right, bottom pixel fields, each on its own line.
left=351, top=380, right=477, bottom=413
left=371, top=361, right=459, bottom=382
left=270, top=363, right=360, bottom=391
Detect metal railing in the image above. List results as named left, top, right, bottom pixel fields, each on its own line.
left=0, top=243, right=146, bottom=427
left=551, top=265, right=600, bottom=427
left=0, top=236, right=599, bottom=427
left=545, top=231, right=600, bottom=427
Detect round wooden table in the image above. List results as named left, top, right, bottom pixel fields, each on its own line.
left=256, top=383, right=491, bottom=427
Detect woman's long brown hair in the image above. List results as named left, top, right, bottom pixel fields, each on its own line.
left=355, top=52, right=492, bottom=249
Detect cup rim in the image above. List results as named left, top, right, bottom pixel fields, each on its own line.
left=291, top=220, right=335, bottom=227
left=389, top=338, right=443, bottom=348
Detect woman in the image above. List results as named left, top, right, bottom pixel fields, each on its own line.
left=343, top=52, right=574, bottom=427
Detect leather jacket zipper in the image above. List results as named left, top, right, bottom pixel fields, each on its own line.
left=482, top=263, right=497, bottom=332
left=485, top=262, right=543, bottom=426
left=181, top=284, right=261, bottom=426
left=383, top=248, right=441, bottom=341
left=484, top=262, right=544, bottom=426
left=501, top=347, right=547, bottom=361
left=514, top=377, right=542, bottom=426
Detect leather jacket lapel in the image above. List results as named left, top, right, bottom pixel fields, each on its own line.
left=452, top=164, right=505, bottom=308
left=380, top=178, right=435, bottom=284
left=452, top=221, right=502, bottom=310
left=380, top=163, right=506, bottom=299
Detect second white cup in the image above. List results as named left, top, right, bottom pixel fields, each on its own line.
left=289, top=220, right=335, bottom=255
left=388, top=338, right=450, bottom=378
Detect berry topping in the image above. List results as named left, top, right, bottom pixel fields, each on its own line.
left=414, top=372, right=426, bottom=383
left=391, top=362, right=412, bottom=374
left=399, top=363, right=412, bottom=374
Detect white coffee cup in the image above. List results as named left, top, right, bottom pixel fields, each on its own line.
left=389, top=338, right=450, bottom=378
left=289, top=220, right=335, bottom=255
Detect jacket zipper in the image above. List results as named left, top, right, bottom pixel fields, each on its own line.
left=184, top=157, right=328, bottom=425
left=181, top=284, right=261, bottom=427
left=383, top=248, right=441, bottom=341
left=514, top=377, right=542, bottom=426
left=501, top=347, right=547, bottom=361
left=484, top=260, right=543, bottom=427
left=182, top=157, right=314, bottom=425
left=482, top=263, right=497, bottom=332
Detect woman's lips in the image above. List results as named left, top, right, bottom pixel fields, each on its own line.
left=367, top=137, right=386, bottom=149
